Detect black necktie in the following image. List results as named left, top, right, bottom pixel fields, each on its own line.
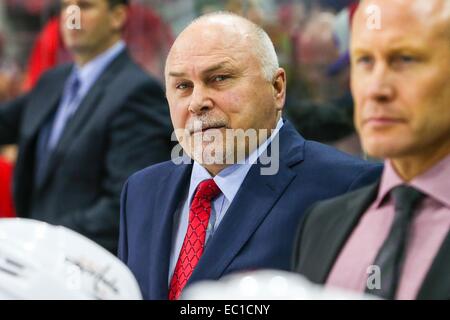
left=365, top=185, right=424, bottom=299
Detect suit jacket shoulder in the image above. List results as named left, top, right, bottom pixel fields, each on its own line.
left=303, top=140, right=382, bottom=189
left=128, top=160, right=182, bottom=185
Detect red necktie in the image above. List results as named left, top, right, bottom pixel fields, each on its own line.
left=168, top=179, right=221, bottom=300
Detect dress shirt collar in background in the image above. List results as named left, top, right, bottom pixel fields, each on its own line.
left=72, top=40, right=126, bottom=99
left=375, top=153, right=450, bottom=209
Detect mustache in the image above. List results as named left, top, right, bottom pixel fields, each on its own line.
left=186, top=117, right=228, bottom=134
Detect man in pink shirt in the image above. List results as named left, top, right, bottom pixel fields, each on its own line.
left=292, top=0, right=450, bottom=300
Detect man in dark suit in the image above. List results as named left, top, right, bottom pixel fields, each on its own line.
left=118, top=12, right=381, bottom=300
left=0, top=0, right=172, bottom=252
left=293, top=0, right=450, bottom=300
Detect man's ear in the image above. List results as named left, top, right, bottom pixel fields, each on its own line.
left=272, top=68, right=286, bottom=111
left=111, top=5, right=128, bottom=32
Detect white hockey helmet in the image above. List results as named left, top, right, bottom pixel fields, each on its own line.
left=0, top=218, right=141, bottom=300
left=182, top=269, right=378, bottom=300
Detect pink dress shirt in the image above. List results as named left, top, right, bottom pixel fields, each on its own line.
left=326, top=154, right=450, bottom=299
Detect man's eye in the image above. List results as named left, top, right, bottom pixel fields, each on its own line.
left=390, top=55, right=418, bottom=69
left=212, top=75, right=229, bottom=82
left=396, top=55, right=416, bottom=63
left=176, top=82, right=190, bottom=90
left=355, top=56, right=373, bottom=65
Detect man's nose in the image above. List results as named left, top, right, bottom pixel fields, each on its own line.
left=365, top=64, right=396, bottom=103
left=188, top=85, right=213, bottom=114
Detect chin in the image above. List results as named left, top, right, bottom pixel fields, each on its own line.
left=190, top=142, right=226, bottom=165
left=363, top=138, right=413, bottom=160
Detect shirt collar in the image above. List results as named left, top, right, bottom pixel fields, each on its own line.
left=375, top=153, right=450, bottom=208
left=189, top=118, right=284, bottom=204
left=73, top=40, right=126, bottom=94
left=374, top=160, right=405, bottom=208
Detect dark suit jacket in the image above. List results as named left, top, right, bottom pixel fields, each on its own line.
left=292, top=182, right=450, bottom=300
left=118, top=121, right=382, bottom=299
left=0, top=49, right=173, bottom=252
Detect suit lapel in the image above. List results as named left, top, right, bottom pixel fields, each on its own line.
left=417, top=231, right=450, bottom=299
left=148, top=162, right=192, bottom=300
left=39, top=51, right=129, bottom=188
left=26, top=68, right=70, bottom=143
left=188, top=121, right=305, bottom=284
left=312, top=183, right=379, bottom=284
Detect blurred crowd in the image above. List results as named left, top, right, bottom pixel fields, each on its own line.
left=0, top=0, right=359, bottom=216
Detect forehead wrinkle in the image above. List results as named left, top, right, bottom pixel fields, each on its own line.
left=167, top=53, right=239, bottom=75
left=167, top=41, right=252, bottom=80
left=174, top=29, right=248, bottom=57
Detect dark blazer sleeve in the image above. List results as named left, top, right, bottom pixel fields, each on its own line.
left=0, top=94, right=28, bottom=145
left=291, top=203, right=316, bottom=273
left=60, top=79, right=173, bottom=252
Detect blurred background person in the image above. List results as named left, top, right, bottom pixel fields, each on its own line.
left=0, top=0, right=173, bottom=253
left=23, top=1, right=174, bottom=90
left=284, top=1, right=362, bottom=156
left=295, top=11, right=341, bottom=104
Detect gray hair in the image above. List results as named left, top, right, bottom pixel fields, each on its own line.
left=189, top=11, right=279, bottom=82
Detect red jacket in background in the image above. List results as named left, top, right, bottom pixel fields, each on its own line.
left=0, top=157, right=15, bottom=218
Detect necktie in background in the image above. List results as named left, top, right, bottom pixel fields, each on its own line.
left=47, top=73, right=81, bottom=150
left=35, top=72, right=81, bottom=186
left=365, top=185, right=424, bottom=299
left=169, top=179, right=221, bottom=300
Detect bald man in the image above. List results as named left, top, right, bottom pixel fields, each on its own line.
left=293, top=0, right=450, bottom=300
left=118, top=12, right=381, bottom=300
